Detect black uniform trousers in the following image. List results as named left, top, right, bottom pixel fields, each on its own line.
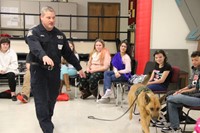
left=30, top=65, right=60, bottom=133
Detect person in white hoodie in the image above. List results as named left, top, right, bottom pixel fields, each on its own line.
left=0, top=36, right=19, bottom=101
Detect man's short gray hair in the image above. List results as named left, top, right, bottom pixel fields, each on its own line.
left=41, top=6, right=55, bottom=16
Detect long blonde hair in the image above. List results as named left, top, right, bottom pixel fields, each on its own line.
left=89, top=38, right=107, bottom=65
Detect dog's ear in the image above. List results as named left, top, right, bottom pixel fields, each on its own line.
left=145, top=93, right=151, bottom=104
left=159, top=94, right=166, bottom=105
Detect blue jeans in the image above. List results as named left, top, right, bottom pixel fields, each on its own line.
left=167, top=94, right=200, bottom=129
left=147, top=84, right=167, bottom=91
left=103, top=71, right=127, bottom=92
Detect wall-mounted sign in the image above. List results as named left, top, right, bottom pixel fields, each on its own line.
left=128, top=0, right=137, bottom=25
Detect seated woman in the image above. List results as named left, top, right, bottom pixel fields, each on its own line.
left=147, top=50, right=172, bottom=91
left=79, top=38, right=111, bottom=99
left=60, top=41, right=79, bottom=93
left=0, top=36, right=19, bottom=101
left=98, top=40, right=132, bottom=103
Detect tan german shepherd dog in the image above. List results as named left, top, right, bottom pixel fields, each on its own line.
left=128, top=75, right=161, bottom=133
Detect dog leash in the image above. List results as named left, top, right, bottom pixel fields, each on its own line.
left=88, top=95, right=138, bottom=121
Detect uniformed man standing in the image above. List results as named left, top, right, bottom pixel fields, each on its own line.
left=25, top=6, right=85, bottom=133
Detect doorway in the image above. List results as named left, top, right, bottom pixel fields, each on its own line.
left=88, top=2, right=120, bottom=40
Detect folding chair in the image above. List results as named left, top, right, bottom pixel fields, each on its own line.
left=113, top=59, right=138, bottom=107
left=69, top=74, right=79, bottom=98
left=182, top=105, right=200, bottom=132
left=97, top=59, right=137, bottom=107
left=112, top=81, right=128, bottom=106
left=97, top=78, right=104, bottom=100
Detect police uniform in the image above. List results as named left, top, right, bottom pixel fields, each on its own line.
left=26, top=24, right=82, bottom=133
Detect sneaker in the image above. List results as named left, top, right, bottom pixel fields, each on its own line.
left=150, top=119, right=156, bottom=127
left=156, top=121, right=166, bottom=128
left=161, top=126, right=182, bottom=133
left=11, top=95, right=17, bottom=101
left=156, top=117, right=168, bottom=128
left=17, top=93, right=27, bottom=103
left=97, top=97, right=110, bottom=104
left=102, top=89, right=112, bottom=98
left=22, top=94, right=29, bottom=103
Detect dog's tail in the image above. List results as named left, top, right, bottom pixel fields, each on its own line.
left=141, top=73, right=151, bottom=85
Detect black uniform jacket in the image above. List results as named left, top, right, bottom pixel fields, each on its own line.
left=25, top=24, right=82, bottom=71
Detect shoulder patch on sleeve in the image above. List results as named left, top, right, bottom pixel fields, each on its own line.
left=27, top=30, right=33, bottom=37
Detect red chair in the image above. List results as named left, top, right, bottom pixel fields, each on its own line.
left=133, top=64, right=181, bottom=115
left=153, top=66, right=181, bottom=96
left=140, top=61, right=181, bottom=96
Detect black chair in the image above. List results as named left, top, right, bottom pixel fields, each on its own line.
left=182, top=105, right=200, bottom=132
left=143, top=61, right=155, bottom=75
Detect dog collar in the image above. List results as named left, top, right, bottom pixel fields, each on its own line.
left=135, top=86, right=152, bottom=96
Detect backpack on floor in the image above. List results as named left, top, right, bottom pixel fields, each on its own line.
left=128, top=74, right=147, bottom=85
left=0, top=90, right=11, bottom=99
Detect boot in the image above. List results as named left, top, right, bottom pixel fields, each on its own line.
left=90, top=88, right=98, bottom=98
left=63, top=74, right=71, bottom=91
left=80, top=88, right=92, bottom=99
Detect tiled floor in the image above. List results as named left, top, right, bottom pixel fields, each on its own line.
left=0, top=85, right=198, bottom=133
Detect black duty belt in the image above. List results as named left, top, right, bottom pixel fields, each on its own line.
left=31, top=62, right=54, bottom=71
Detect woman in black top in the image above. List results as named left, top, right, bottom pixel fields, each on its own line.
left=147, top=50, right=172, bottom=91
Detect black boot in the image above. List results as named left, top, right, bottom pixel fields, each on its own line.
left=79, top=86, right=85, bottom=92
left=80, top=88, right=92, bottom=99
left=90, top=88, right=98, bottom=98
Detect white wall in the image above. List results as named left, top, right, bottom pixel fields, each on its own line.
left=6, top=0, right=199, bottom=65
left=24, top=0, right=128, bottom=39
left=151, top=0, right=198, bottom=71
left=4, top=0, right=128, bottom=54
left=151, top=0, right=197, bottom=57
